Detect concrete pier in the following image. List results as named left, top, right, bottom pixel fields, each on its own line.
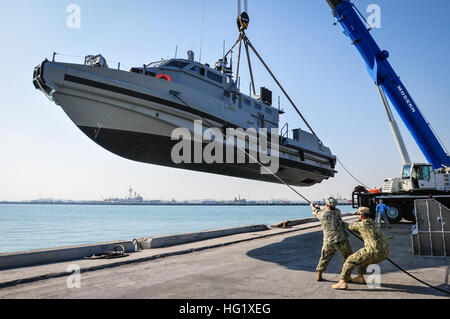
left=0, top=216, right=448, bottom=299
left=0, top=241, right=136, bottom=270
left=140, top=224, right=269, bottom=249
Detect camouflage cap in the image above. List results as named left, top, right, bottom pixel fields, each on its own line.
left=358, top=207, right=371, bottom=217
left=326, top=197, right=338, bottom=208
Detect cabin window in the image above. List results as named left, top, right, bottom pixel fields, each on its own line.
left=243, top=99, right=251, bottom=106
left=224, top=90, right=230, bottom=98
left=402, top=165, right=412, bottom=179
left=130, top=67, right=142, bottom=74
left=207, top=71, right=223, bottom=84
left=190, top=65, right=205, bottom=76
left=130, top=68, right=155, bottom=77
left=165, top=60, right=190, bottom=69
left=147, top=60, right=166, bottom=68
left=255, top=103, right=262, bottom=110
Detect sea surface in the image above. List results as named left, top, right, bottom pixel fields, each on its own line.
left=0, top=204, right=354, bottom=253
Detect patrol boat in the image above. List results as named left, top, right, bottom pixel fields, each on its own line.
left=33, top=3, right=337, bottom=187
left=32, top=50, right=337, bottom=187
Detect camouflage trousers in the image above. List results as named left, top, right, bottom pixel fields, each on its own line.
left=340, top=247, right=390, bottom=281
left=316, top=239, right=353, bottom=273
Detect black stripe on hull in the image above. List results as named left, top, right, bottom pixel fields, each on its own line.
left=65, top=74, right=229, bottom=129
left=78, top=126, right=334, bottom=187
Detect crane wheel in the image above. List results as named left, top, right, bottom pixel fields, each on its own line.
left=387, top=205, right=404, bottom=223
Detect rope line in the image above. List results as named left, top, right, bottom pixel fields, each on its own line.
left=336, top=157, right=369, bottom=189
left=347, top=229, right=449, bottom=295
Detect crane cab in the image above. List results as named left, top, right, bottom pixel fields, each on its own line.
left=400, top=164, right=436, bottom=191
left=382, top=163, right=440, bottom=193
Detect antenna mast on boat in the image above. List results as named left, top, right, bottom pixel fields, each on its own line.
left=199, top=0, right=206, bottom=63
left=222, top=40, right=226, bottom=60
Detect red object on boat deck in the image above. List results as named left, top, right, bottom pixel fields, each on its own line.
left=156, top=73, right=172, bottom=82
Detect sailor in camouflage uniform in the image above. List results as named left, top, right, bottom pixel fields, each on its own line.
left=332, top=207, right=390, bottom=290
left=311, top=197, right=352, bottom=282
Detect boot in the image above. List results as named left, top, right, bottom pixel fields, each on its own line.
left=351, top=275, right=366, bottom=284
left=332, top=280, right=348, bottom=290
left=316, top=271, right=323, bottom=282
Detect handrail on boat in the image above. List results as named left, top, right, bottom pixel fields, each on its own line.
left=51, top=52, right=122, bottom=70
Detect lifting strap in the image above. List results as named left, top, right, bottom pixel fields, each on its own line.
left=224, top=31, right=322, bottom=143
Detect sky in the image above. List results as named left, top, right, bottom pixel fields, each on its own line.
left=0, top=0, right=448, bottom=202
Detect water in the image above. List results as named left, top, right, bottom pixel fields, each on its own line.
left=0, top=204, right=354, bottom=253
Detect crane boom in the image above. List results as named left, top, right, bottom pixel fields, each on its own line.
left=326, top=0, right=450, bottom=169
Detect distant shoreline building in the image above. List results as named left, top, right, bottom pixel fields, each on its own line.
left=0, top=189, right=352, bottom=206
left=104, top=186, right=144, bottom=204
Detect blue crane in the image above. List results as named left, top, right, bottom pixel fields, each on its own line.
left=326, top=0, right=450, bottom=169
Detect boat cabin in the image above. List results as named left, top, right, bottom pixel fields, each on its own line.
left=130, top=58, right=281, bottom=132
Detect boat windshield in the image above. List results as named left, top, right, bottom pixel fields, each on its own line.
left=164, top=60, right=191, bottom=69
left=147, top=60, right=167, bottom=68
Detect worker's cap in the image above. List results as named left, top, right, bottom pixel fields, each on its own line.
left=326, top=197, right=338, bottom=208
left=358, top=207, right=371, bottom=217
